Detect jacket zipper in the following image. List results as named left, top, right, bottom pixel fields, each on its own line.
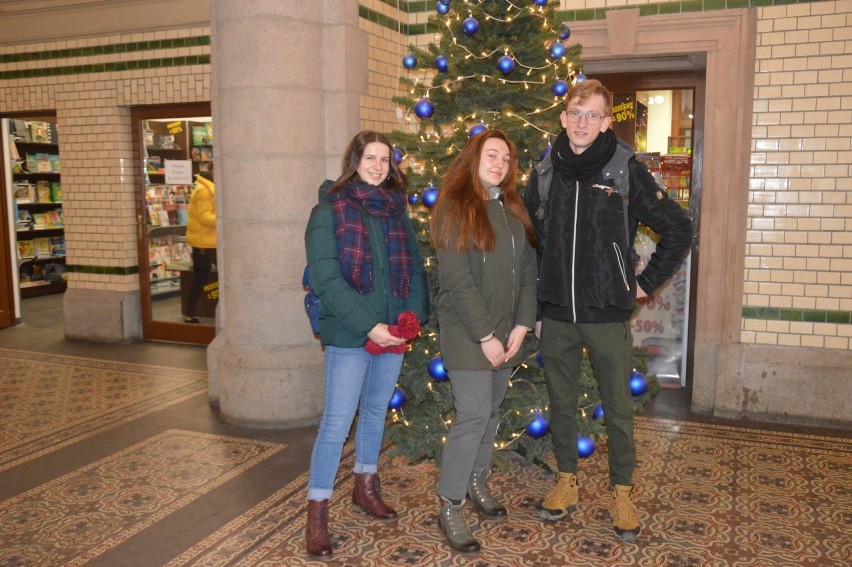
left=497, top=200, right=516, bottom=343
left=612, top=242, right=631, bottom=291
left=571, top=180, right=579, bottom=322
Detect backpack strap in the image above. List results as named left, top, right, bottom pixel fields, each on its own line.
left=533, top=154, right=554, bottom=220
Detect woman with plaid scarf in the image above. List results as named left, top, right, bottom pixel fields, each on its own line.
left=303, top=131, right=429, bottom=557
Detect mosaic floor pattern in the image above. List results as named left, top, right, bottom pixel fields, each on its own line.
left=168, top=418, right=851, bottom=567
left=0, top=347, right=207, bottom=471
left=0, top=429, right=283, bottom=566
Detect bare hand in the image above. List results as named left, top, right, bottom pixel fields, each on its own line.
left=503, top=325, right=529, bottom=362
left=481, top=337, right=505, bottom=368
left=367, top=323, right=406, bottom=347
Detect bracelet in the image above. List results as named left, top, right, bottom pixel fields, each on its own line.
left=478, top=332, right=496, bottom=344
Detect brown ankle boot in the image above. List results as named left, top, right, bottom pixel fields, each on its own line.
left=352, top=472, right=398, bottom=520
left=305, top=499, right=332, bottom=557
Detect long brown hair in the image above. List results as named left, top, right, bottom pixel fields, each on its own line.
left=331, top=131, right=408, bottom=192
left=431, top=129, right=538, bottom=252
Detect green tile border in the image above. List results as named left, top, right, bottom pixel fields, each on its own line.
left=361, top=0, right=831, bottom=36
left=0, top=55, right=210, bottom=80
left=0, top=36, right=209, bottom=65
left=66, top=265, right=138, bottom=276
left=742, top=306, right=852, bottom=325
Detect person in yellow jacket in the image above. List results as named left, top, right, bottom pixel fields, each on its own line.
left=184, top=166, right=216, bottom=323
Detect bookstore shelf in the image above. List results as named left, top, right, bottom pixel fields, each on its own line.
left=7, top=119, right=66, bottom=297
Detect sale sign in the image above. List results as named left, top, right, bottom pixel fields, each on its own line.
left=632, top=226, right=691, bottom=386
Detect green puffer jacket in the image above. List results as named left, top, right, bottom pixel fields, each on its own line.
left=305, top=180, right=429, bottom=348
left=435, top=199, right=538, bottom=371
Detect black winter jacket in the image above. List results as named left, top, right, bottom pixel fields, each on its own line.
left=523, top=141, right=693, bottom=323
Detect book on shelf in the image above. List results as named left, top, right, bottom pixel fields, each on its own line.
left=17, top=240, right=35, bottom=259
left=31, top=213, right=48, bottom=230
left=13, top=182, right=35, bottom=203
left=49, top=236, right=66, bottom=255
left=47, top=210, right=63, bottom=228
left=29, top=121, right=53, bottom=143
left=36, top=180, right=51, bottom=203
left=10, top=119, right=32, bottom=142
left=50, top=182, right=62, bottom=202
left=33, top=237, right=51, bottom=256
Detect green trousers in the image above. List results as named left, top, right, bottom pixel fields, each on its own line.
left=540, top=318, right=636, bottom=487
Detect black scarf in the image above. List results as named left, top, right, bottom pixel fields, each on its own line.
left=551, top=129, right=617, bottom=182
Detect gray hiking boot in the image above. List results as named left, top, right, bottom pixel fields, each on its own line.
left=467, top=469, right=507, bottom=517
left=438, top=497, right=480, bottom=553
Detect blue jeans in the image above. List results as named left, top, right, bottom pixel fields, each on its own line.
left=307, top=346, right=403, bottom=501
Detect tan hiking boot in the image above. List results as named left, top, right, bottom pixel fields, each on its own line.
left=538, top=472, right=578, bottom=521
left=611, top=484, right=640, bottom=543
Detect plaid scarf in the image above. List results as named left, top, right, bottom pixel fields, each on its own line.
left=330, top=181, right=411, bottom=298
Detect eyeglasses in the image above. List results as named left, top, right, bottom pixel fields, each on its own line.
left=565, top=110, right=605, bottom=125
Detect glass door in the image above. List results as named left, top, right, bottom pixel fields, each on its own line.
left=132, top=103, right=215, bottom=344
left=595, top=71, right=704, bottom=388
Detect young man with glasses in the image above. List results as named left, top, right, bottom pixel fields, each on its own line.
left=523, top=79, right=693, bottom=542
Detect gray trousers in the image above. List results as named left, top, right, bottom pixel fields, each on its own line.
left=438, top=368, right=511, bottom=501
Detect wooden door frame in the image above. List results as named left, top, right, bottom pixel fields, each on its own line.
left=571, top=8, right=757, bottom=413
left=131, top=102, right=214, bottom=345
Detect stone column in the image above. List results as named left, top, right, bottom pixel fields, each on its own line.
left=207, top=0, right=368, bottom=427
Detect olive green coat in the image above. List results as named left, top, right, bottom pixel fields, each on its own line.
left=435, top=199, right=538, bottom=371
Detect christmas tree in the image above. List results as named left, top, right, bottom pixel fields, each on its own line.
left=385, top=0, right=660, bottom=468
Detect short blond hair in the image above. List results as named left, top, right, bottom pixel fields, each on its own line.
left=565, top=78, right=613, bottom=117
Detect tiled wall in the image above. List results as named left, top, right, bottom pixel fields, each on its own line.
left=0, top=29, right=211, bottom=293
left=359, top=0, right=851, bottom=351
left=745, top=1, right=851, bottom=350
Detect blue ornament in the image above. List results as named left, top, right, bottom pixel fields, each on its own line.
left=575, top=72, right=587, bottom=83
left=536, top=351, right=544, bottom=367
left=540, top=144, right=552, bottom=159
left=549, top=42, right=566, bottom=59
left=559, top=27, right=572, bottom=41
left=414, top=98, right=434, bottom=119
left=408, top=193, right=419, bottom=205
left=428, top=355, right=448, bottom=381
left=497, top=55, right=515, bottom=74
left=435, top=55, right=449, bottom=72
left=463, top=17, right=479, bottom=35
left=534, top=0, right=549, bottom=5
left=421, top=185, right=439, bottom=208
left=388, top=387, right=407, bottom=410
left=393, top=146, right=403, bottom=164
left=577, top=435, right=596, bottom=458
left=552, top=80, right=568, bottom=96
left=592, top=403, right=605, bottom=420
left=468, top=123, right=487, bottom=138
left=436, top=1, right=450, bottom=15
left=526, top=412, right=550, bottom=439
left=402, top=53, right=417, bottom=70
left=629, top=370, right=648, bottom=396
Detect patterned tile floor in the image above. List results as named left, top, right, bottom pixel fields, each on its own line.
left=0, top=298, right=849, bottom=566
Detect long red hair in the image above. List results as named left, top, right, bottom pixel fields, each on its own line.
left=431, top=129, right=538, bottom=252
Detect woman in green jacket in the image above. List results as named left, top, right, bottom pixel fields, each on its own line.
left=303, top=131, right=428, bottom=558
left=431, top=129, right=538, bottom=552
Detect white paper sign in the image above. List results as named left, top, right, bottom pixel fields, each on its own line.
left=164, top=159, right=193, bottom=185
